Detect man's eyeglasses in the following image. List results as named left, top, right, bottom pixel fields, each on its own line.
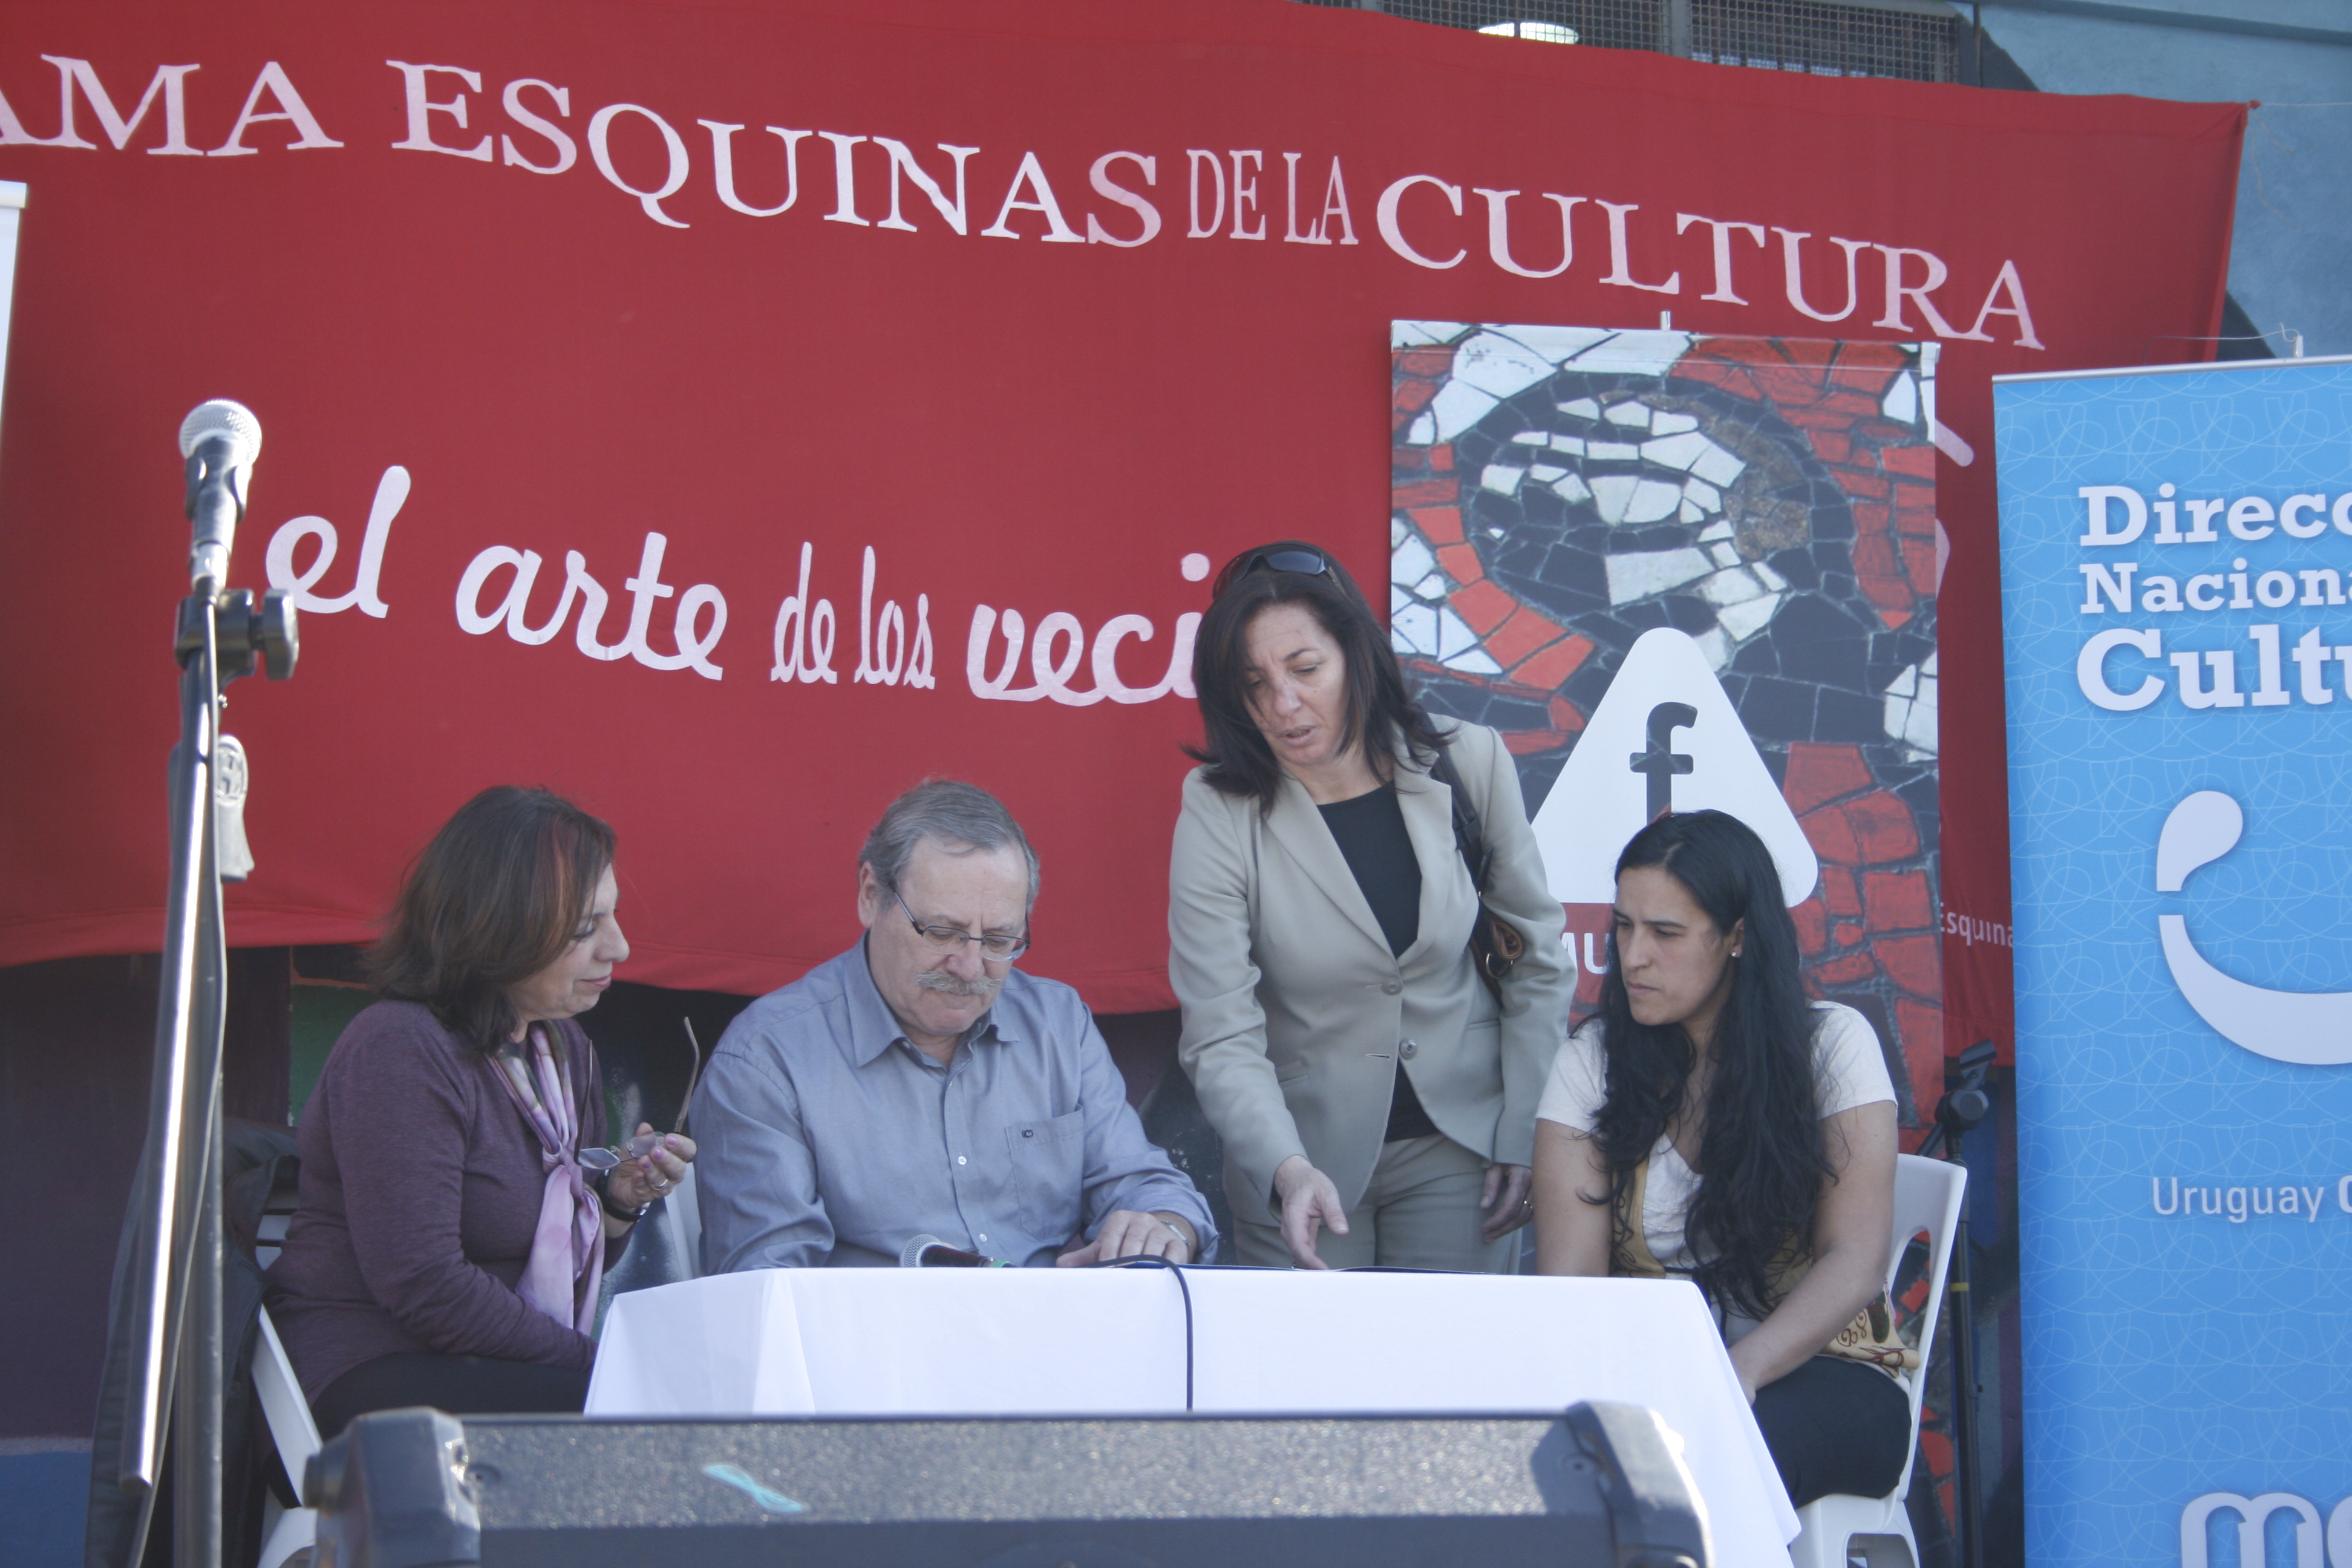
left=893, top=886, right=1031, bottom=961
left=1210, top=547, right=1332, bottom=600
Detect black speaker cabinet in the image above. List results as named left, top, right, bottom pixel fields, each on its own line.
left=307, top=1402, right=1711, bottom=1567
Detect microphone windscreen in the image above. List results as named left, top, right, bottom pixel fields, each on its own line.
left=899, top=1234, right=942, bottom=1269
left=178, top=399, right=263, bottom=466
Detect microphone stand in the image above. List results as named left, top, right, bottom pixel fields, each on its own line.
left=111, top=441, right=296, bottom=1568
left=1916, top=1039, right=1996, bottom=1568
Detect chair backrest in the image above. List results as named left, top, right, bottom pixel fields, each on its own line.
left=1885, top=1152, right=1967, bottom=1501
left=252, top=1305, right=322, bottom=1491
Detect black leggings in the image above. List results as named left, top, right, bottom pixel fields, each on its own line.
left=310, top=1351, right=591, bottom=1440
left=1750, top=1354, right=1913, bottom=1508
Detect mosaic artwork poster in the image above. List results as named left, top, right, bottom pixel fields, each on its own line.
left=1389, top=321, right=1945, bottom=1120
left=1390, top=318, right=1954, bottom=1524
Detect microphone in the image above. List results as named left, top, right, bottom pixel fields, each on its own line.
left=178, top=399, right=263, bottom=589
left=898, top=1234, right=1005, bottom=1268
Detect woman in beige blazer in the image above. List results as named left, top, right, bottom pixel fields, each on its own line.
left=1169, top=542, right=1575, bottom=1270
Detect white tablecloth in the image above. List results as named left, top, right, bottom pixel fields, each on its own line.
left=587, top=1268, right=1798, bottom=1566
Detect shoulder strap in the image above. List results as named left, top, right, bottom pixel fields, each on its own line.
left=1428, top=742, right=1494, bottom=895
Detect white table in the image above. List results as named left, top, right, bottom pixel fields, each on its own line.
left=587, top=1268, right=1799, bottom=1566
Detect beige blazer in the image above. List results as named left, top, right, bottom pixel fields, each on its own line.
left=1168, top=721, right=1575, bottom=1218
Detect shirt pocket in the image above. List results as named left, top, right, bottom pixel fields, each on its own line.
left=1004, top=1108, right=1086, bottom=1242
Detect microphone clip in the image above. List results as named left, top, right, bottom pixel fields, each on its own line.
left=177, top=587, right=299, bottom=684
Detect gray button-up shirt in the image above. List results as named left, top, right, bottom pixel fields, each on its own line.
left=693, top=941, right=1216, bottom=1272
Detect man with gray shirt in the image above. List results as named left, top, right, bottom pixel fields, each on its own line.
left=693, top=780, right=1215, bottom=1272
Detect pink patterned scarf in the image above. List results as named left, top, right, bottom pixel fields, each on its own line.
left=489, top=1026, right=605, bottom=1335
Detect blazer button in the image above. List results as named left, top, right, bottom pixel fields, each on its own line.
left=1382, top=980, right=1402, bottom=995
left=1400, top=1039, right=1419, bottom=1060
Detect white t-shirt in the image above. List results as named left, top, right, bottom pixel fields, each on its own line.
left=1535, top=1001, right=1894, bottom=1337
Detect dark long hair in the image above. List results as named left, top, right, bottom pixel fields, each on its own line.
left=1589, top=810, right=1831, bottom=1320
left=1187, top=540, right=1448, bottom=811
left=370, top=786, right=616, bottom=1053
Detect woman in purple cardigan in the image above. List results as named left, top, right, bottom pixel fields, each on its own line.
left=266, top=786, right=693, bottom=1436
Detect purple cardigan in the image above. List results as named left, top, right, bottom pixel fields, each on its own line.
left=264, top=1000, right=614, bottom=1399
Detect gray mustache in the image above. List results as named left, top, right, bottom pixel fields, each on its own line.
left=915, top=970, right=1003, bottom=1000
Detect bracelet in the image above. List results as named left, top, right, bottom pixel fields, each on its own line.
left=591, top=1168, right=649, bottom=1224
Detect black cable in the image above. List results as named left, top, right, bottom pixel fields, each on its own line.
left=1097, top=1255, right=1195, bottom=1410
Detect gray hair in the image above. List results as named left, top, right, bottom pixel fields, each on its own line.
left=859, top=779, right=1040, bottom=911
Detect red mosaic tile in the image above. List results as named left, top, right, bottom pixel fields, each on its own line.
left=1393, top=479, right=1458, bottom=509
left=1779, top=338, right=1837, bottom=368
left=1670, top=361, right=1764, bottom=400
left=1808, top=430, right=1855, bottom=465
left=1436, top=542, right=1487, bottom=587
left=1546, top=692, right=1589, bottom=734
left=1851, top=532, right=1903, bottom=586
left=1821, top=391, right=1884, bottom=418
left=1902, top=537, right=1940, bottom=595
left=1849, top=791, right=1922, bottom=861
left=1813, top=949, right=1877, bottom=987
left=1427, top=444, right=1455, bottom=473
left=1822, top=866, right=1861, bottom=918
left=1794, top=898, right=1829, bottom=956
left=1502, top=727, right=1569, bottom=756
left=1883, top=444, right=1938, bottom=480
left=1782, top=742, right=1873, bottom=814
left=1864, top=871, right=1934, bottom=932
left=1393, top=377, right=1439, bottom=414
left=1514, top=634, right=1593, bottom=693
left=1877, top=934, right=1941, bottom=999
left=1895, top=503, right=1938, bottom=540
left=1828, top=362, right=1900, bottom=396
left=1836, top=341, right=1910, bottom=370
left=1450, top=578, right=1517, bottom=635
left=1851, top=501, right=1892, bottom=540
left=1397, top=350, right=1454, bottom=379
left=1880, top=607, right=1913, bottom=629
left=1408, top=505, right=1464, bottom=545
left=1800, top=802, right=1863, bottom=864
left=1483, top=608, right=1567, bottom=669
left=1704, top=338, right=1787, bottom=368
left=1896, top=999, right=1945, bottom=1068
left=1835, top=468, right=1892, bottom=498
left=1754, top=364, right=1831, bottom=407
left=1835, top=921, right=1866, bottom=947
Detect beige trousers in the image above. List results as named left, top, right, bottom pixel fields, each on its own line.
left=1229, top=1133, right=1521, bottom=1273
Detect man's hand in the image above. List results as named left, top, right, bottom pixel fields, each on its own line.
left=1056, top=1210, right=1195, bottom=1266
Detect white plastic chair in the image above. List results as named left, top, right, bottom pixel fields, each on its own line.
left=251, top=1305, right=322, bottom=1568
left=1786, top=1152, right=1968, bottom=1568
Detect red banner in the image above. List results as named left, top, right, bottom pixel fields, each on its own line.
left=0, top=0, right=2240, bottom=1023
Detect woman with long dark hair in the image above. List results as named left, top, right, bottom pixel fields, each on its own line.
left=1530, top=809, right=1910, bottom=1508
left=1169, top=541, right=1575, bottom=1270
left=266, top=786, right=693, bottom=1436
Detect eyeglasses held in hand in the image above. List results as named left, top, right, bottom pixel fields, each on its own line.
left=894, top=885, right=1030, bottom=961
left=1210, top=547, right=1331, bottom=601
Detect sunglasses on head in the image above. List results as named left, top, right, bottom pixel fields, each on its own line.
left=1210, top=547, right=1333, bottom=601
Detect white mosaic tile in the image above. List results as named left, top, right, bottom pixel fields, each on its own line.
left=1550, top=473, right=1593, bottom=505
left=1685, top=479, right=1722, bottom=512
left=1434, top=605, right=1483, bottom=659
left=1549, top=435, right=1586, bottom=457
left=1529, top=463, right=1568, bottom=484
left=1586, top=441, right=1641, bottom=462
left=1390, top=321, right=1472, bottom=348
left=1638, top=432, right=1715, bottom=471
left=1392, top=532, right=1436, bottom=587
left=1590, top=474, right=1681, bottom=524
left=1412, top=570, right=1444, bottom=598
left=1511, top=431, right=1549, bottom=446
left=1681, top=500, right=1706, bottom=524
left=1443, top=645, right=1504, bottom=675
left=1406, top=410, right=1437, bottom=445
left=1480, top=463, right=1526, bottom=496
left=1488, top=324, right=1616, bottom=365
left=1450, top=332, right=1561, bottom=405
left=1428, top=381, right=1500, bottom=444
left=1558, top=330, right=1694, bottom=380
left=1694, top=625, right=1734, bottom=670
left=1651, top=411, right=1699, bottom=436
left=1391, top=515, right=1408, bottom=547
left=1557, top=397, right=1602, bottom=421
left=1391, top=601, right=1439, bottom=656
left=1698, top=566, right=1771, bottom=607
left=1716, top=592, right=1782, bottom=642
left=1881, top=371, right=1918, bottom=426
left=1707, top=540, right=1742, bottom=566
left=1698, top=518, right=1734, bottom=543
left=1882, top=652, right=1938, bottom=753
left=1603, top=402, right=1652, bottom=430
left=1754, top=560, right=1789, bottom=593
left=1691, top=443, right=1746, bottom=488
left=1606, top=547, right=1714, bottom=604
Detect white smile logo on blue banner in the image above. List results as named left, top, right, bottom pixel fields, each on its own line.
left=2157, top=789, right=2352, bottom=1067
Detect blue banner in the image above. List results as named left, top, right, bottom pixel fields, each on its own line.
left=1999, top=357, right=2352, bottom=1566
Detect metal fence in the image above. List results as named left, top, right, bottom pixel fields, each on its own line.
left=1292, top=0, right=1964, bottom=83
